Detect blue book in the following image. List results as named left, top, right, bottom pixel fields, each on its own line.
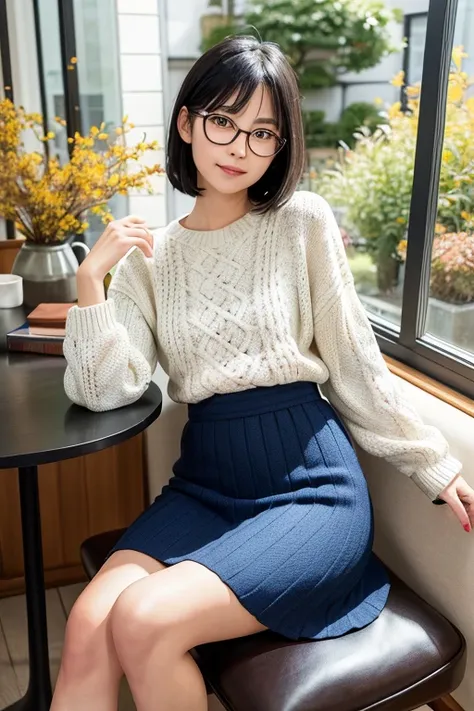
left=6, top=322, right=64, bottom=356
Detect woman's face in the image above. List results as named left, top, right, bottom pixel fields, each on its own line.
left=177, top=85, right=280, bottom=196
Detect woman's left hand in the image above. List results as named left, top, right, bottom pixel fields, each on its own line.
left=438, top=473, right=474, bottom=532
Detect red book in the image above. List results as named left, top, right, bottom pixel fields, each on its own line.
left=27, top=302, right=75, bottom=328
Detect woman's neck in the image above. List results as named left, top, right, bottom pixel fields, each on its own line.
left=181, top=189, right=251, bottom=232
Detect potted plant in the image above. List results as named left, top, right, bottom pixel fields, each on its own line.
left=0, top=99, right=163, bottom=307
left=397, top=230, right=474, bottom=350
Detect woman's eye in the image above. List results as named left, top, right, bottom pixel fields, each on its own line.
left=253, top=130, right=274, bottom=141
left=212, top=116, right=231, bottom=128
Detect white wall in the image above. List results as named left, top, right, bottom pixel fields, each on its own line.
left=360, top=376, right=474, bottom=711
left=165, top=0, right=211, bottom=58
left=117, top=0, right=168, bottom=229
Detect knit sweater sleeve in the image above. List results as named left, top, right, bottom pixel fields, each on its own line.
left=305, top=192, right=462, bottom=503
left=63, top=247, right=158, bottom=412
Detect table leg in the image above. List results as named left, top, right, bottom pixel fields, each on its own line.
left=5, top=466, right=52, bottom=711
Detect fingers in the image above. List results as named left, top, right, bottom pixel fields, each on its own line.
left=124, top=226, right=154, bottom=255
left=446, top=492, right=472, bottom=532
left=133, top=225, right=154, bottom=248
left=121, top=215, right=147, bottom=225
left=453, top=477, right=474, bottom=531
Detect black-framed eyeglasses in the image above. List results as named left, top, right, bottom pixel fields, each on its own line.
left=191, top=110, right=286, bottom=158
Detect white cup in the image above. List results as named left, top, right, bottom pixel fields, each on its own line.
left=0, top=274, right=23, bottom=308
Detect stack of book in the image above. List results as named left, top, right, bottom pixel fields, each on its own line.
left=6, top=302, right=75, bottom=356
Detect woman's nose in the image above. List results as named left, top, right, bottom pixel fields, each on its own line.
left=229, top=131, right=248, bottom=158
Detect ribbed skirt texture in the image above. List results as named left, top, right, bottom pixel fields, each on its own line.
left=110, top=381, right=391, bottom=640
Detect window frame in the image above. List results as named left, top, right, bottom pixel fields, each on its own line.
left=371, top=0, right=474, bottom=399
left=33, top=0, right=82, bottom=151
left=0, top=0, right=16, bottom=239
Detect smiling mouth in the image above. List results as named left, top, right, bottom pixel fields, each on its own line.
left=218, top=165, right=247, bottom=176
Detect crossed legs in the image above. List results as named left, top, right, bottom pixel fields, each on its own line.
left=50, top=550, right=266, bottom=711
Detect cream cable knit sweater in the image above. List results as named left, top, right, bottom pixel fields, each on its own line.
left=63, top=190, right=462, bottom=502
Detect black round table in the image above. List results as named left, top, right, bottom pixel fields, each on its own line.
left=0, top=306, right=162, bottom=711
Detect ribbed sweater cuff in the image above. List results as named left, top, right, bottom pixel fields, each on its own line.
left=410, top=453, right=463, bottom=502
left=66, top=300, right=117, bottom=340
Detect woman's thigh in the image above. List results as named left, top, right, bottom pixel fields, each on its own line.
left=111, top=559, right=267, bottom=654
left=67, top=549, right=167, bottom=637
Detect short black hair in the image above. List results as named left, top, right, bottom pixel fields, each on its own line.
left=166, top=35, right=306, bottom=214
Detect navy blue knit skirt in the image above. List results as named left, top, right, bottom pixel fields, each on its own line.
left=109, top=381, right=391, bottom=641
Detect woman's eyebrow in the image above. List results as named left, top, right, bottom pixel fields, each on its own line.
left=219, top=107, right=278, bottom=127
left=253, top=117, right=278, bottom=127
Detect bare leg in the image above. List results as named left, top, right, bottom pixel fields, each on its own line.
left=50, top=550, right=166, bottom=711
left=110, top=560, right=267, bottom=711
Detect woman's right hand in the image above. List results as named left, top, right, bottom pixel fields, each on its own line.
left=75, top=215, right=154, bottom=308
left=78, top=215, right=154, bottom=283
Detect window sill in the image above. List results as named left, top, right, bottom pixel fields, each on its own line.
left=383, top=354, right=474, bottom=419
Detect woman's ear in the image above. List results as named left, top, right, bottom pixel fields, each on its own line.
left=177, top=107, right=192, bottom=144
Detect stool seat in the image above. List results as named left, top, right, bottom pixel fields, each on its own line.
left=81, top=529, right=466, bottom=711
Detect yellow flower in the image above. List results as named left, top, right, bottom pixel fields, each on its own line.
left=461, top=211, right=471, bottom=220
left=70, top=56, right=78, bottom=64
left=0, top=97, right=162, bottom=241
left=435, top=224, right=447, bottom=234
left=388, top=101, right=402, bottom=119
left=448, top=83, right=463, bottom=103
left=98, top=133, right=108, bottom=140
left=465, top=97, right=474, bottom=112
left=390, top=70, right=405, bottom=88
left=374, top=97, right=384, bottom=106
left=396, top=217, right=406, bottom=224
left=452, top=46, right=467, bottom=70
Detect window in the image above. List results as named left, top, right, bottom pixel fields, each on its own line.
left=34, top=0, right=127, bottom=247
left=72, top=0, right=128, bottom=247
left=0, top=0, right=15, bottom=240
left=376, top=0, right=474, bottom=399
left=315, top=18, right=429, bottom=332
left=425, top=9, right=474, bottom=356
left=315, top=0, right=474, bottom=399
left=404, top=14, right=428, bottom=87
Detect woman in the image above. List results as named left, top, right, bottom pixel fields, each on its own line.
left=54, top=35, right=473, bottom=711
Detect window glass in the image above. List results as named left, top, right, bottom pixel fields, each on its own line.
left=36, top=0, right=69, bottom=165
left=425, top=2, right=474, bottom=357
left=312, top=16, right=428, bottom=329
left=406, top=15, right=428, bottom=86
left=73, top=0, right=128, bottom=247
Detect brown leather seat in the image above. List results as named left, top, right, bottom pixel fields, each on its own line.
left=81, top=529, right=467, bottom=711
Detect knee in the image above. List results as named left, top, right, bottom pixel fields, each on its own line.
left=61, top=594, right=109, bottom=678
left=110, top=583, right=186, bottom=665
